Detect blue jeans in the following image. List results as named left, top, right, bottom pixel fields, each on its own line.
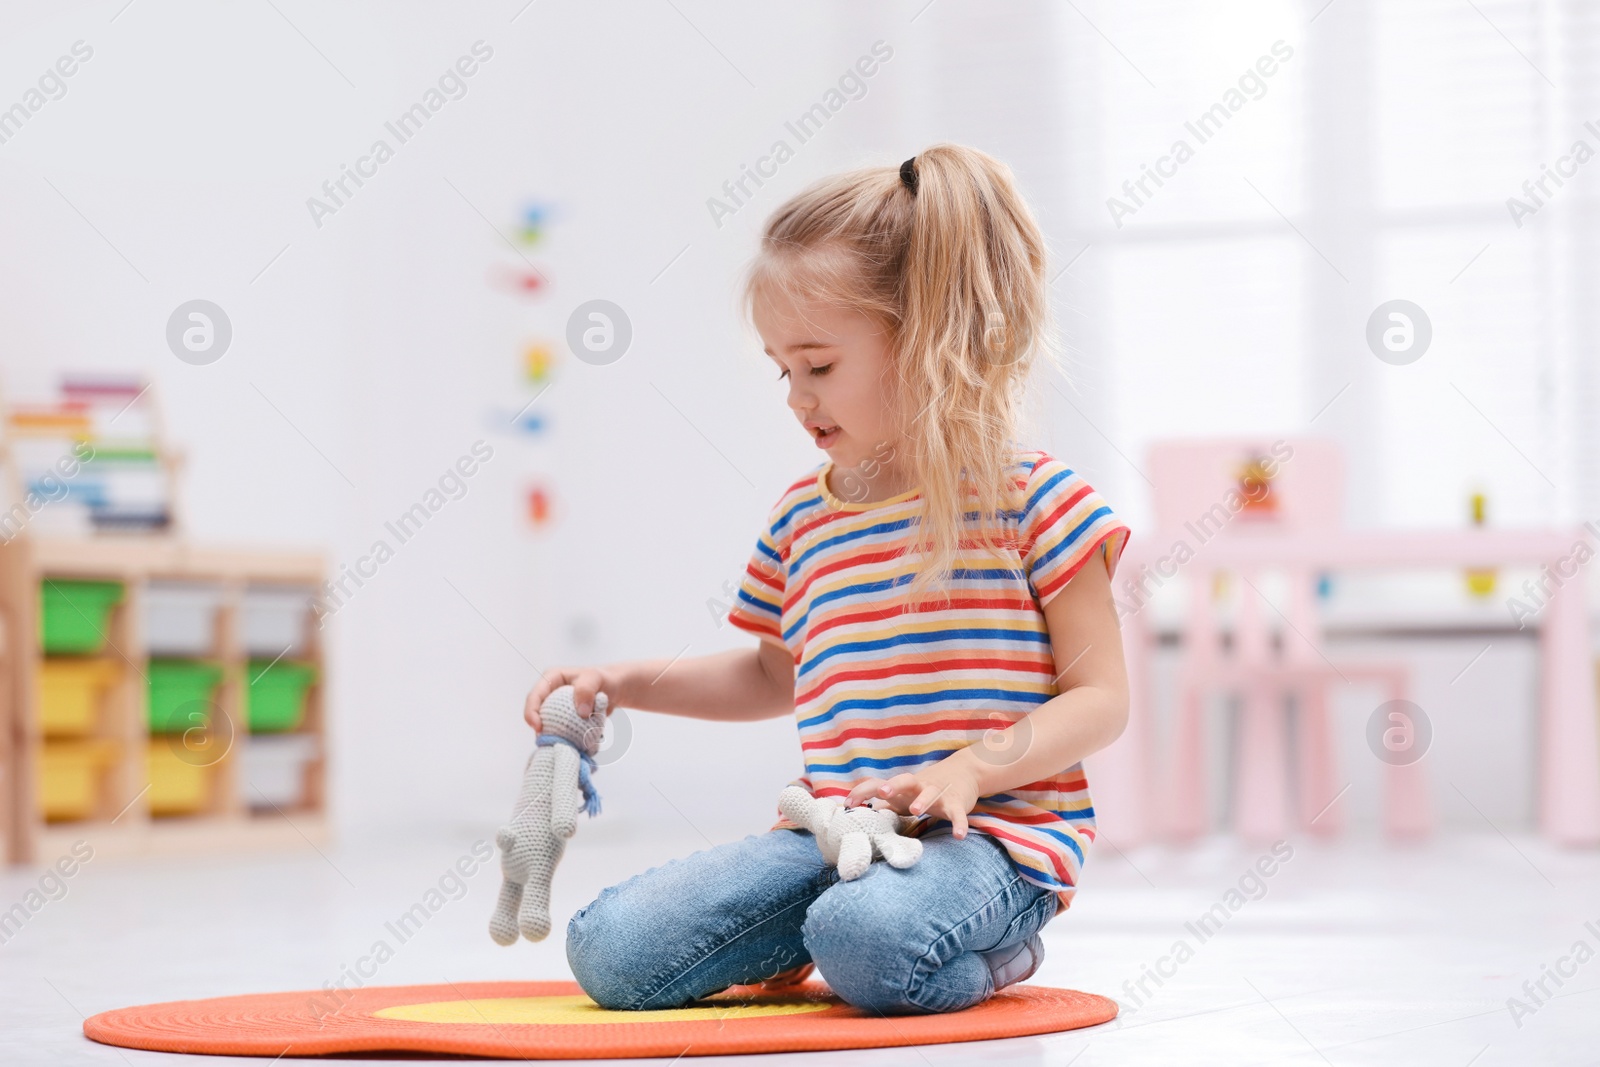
left=566, top=827, right=1058, bottom=1015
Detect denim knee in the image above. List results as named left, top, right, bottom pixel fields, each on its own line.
left=566, top=890, right=661, bottom=1011
left=800, top=881, right=929, bottom=1015
left=566, top=832, right=828, bottom=1011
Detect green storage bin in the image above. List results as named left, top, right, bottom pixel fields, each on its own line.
left=246, top=660, right=316, bottom=732
left=147, top=660, right=224, bottom=734
left=41, top=579, right=124, bottom=654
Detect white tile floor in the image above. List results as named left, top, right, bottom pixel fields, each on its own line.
left=3, top=820, right=1597, bottom=1065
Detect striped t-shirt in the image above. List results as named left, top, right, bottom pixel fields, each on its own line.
left=727, top=449, right=1131, bottom=914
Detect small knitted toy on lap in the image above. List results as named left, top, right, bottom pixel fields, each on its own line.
left=777, top=784, right=923, bottom=880
left=489, top=685, right=608, bottom=945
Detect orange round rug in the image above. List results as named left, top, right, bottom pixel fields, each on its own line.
left=83, top=979, right=1118, bottom=1058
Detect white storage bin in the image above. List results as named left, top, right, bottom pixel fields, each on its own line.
left=144, top=581, right=223, bottom=656
left=242, top=733, right=319, bottom=809
left=241, top=586, right=315, bottom=657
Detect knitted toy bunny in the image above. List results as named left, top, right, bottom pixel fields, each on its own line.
left=777, top=785, right=923, bottom=880
left=489, top=686, right=608, bottom=945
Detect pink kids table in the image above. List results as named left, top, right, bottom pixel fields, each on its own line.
left=1094, top=527, right=1600, bottom=848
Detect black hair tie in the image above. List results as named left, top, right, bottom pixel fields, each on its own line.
left=899, top=156, right=918, bottom=194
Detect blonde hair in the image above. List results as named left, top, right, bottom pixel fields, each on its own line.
left=741, top=143, right=1058, bottom=609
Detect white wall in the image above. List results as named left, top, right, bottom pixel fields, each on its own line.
left=0, top=2, right=1112, bottom=838
left=4, top=1, right=1580, bottom=841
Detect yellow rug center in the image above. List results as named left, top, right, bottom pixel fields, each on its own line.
left=375, top=994, right=831, bottom=1026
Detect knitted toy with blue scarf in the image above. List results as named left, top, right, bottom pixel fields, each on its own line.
left=489, top=685, right=609, bottom=945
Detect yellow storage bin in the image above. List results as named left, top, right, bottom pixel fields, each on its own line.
left=147, top=741, right=213, bottom=816
left=39, top=739, right=120, bottom=821
left=39, top=659, right=119, bottom=737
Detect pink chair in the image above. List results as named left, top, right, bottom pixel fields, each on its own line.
left=1149, top=439, right=1428, bottom=842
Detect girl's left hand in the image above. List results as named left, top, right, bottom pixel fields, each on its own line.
left=845, top=759, right=982, bottom=839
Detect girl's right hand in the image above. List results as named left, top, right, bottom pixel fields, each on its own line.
left=523, top=666, right=624, bottom=733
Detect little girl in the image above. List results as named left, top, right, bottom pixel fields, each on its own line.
left=523, top=143, right=1132, bottom=1016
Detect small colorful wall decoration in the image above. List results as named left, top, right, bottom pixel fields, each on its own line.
left=487, top=198, right=562, bottom=532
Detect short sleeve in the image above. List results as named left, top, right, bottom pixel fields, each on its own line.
left=1018, top=453, right=1131, bottom=608
left=726, top=510, right=788, bottom=649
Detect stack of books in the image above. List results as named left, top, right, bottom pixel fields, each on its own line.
left=5, top=375, right=172, bottom=537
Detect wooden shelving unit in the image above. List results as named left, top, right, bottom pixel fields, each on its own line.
left=0, top=378, right=330, bottom=864
left=1, top=538, right=328, bottom=864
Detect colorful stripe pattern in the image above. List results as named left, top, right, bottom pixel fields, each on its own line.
left=728, top=450, right=1131, bottom=914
